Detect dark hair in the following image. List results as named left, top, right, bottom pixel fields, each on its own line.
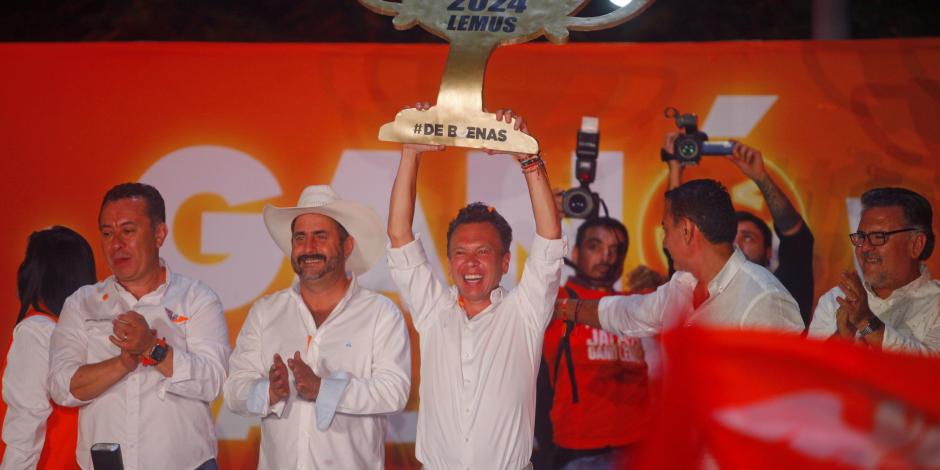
left=576, top=217, right=629, bottom=255
left=99, top=182, right=166, bottom=226
left=446, top=202, right=513, bottom=254
left=17, top=226, right=97, bottom=324
left=861, top=187, right=935, bottom=260
left=735, top=211, right=772, bottom=249
left=664, top=179, right=736, bottom=244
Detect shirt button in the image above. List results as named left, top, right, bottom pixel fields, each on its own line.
left=465, top=408, right=470, bottom=413
left=465, top=437, right=469, bottom=442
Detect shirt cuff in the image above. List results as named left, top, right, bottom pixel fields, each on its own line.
left=53, top=363, right=94, bottom=407
left=157, top=346, right=191, bottom=400
left=597, top=296, right=618, bottom=334
left=315, top=371, right=351, bottom=431
left=528, top=233, right=566, bottom=262
left=386, top=235, right=427, bottom=270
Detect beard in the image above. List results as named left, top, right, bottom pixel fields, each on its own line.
left=292, top=253, right=343, bottom=283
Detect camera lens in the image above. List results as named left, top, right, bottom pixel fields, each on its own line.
left=678, top=140, right=698, bottom=160
left=569, top=194, right=588, bottom=212
left=563, top=188, right=596, bottom=219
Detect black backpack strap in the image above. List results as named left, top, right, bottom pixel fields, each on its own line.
left=552, top=287, right=580, bottom=404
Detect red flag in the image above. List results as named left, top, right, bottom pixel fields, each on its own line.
left=636, top=327, right=940, bottom=469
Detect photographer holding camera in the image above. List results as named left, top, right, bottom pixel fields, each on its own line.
left=534, top=118, right=663, bottom=469
left=662, top=131, right=815, bottom=326
left=537, top=217, right=655, bottom=469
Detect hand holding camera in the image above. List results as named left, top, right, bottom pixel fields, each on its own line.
left=728, top=141, right=769, bottom=182
left=661, top=106, right=733, bottom=165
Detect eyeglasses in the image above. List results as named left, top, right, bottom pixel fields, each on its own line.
left=848, top=228, right=919, bottom=247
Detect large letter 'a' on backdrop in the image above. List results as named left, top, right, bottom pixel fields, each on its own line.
left=0, top=39, right=938, bottom=468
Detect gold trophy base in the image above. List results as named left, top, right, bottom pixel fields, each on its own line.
left=378, top=107, right=539, bottom=155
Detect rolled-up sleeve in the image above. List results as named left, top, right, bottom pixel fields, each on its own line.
left=599, top=282, right=671, bottom=337
left=514, top=234, right=566, bottom=333
left=48, top=296, right=94, bottom=408
left=159, top=289, right=230, bottom=403
left=387, top=236, right=449, bottom=333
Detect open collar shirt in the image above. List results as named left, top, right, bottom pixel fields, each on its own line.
left=387, top=234, right=566, bottom=470
left=223, top=276, right=411, bottom=470
left=808, top=268, right=940, bottom=354
left=599, top=249, right=804, bottom=336
left=49, top=261, right=230, bottom=470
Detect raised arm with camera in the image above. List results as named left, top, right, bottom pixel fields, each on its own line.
left=662, top=132, right=815, bottom=324
left=727, top=143, right=804, bottom=236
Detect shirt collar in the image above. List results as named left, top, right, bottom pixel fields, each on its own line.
left=864, top=265, right=938, bottom=300
left=106, top=258, right=173, bottom=303
left=707, top=247, right=746, bottom=297
left=449, top=285, right=506, bottom=318
left=291, top=273, right=359, bottom=324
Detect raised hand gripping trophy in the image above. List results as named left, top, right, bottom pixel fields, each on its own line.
left=359, top=0, right=653, bottom=154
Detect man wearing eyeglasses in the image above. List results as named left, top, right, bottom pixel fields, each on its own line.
left=808, top=187, right=940, bottom=354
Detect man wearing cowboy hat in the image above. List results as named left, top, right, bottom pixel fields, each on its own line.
left=224, top=185, right=411, bottom=470
left=387, top=107, right=564, bottom=470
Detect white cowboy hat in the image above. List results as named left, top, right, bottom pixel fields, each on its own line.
left=263, top=185, right=385, bottom=275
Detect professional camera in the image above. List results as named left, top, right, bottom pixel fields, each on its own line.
left=561, top=117, right=605, bottom=219
left=662, top=106, right=734, bottom=165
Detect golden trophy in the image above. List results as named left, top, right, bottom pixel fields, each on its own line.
left=359, top=0, right=654, bottom=154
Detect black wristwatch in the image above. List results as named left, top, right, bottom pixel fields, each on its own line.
left=143, top=337, right=169, bottom=366
left=859, top=315, right=884, bottom=337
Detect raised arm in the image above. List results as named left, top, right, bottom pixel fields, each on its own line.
left=388, top=103, right=444, bottom=248
left=495, top=109, right=561, bottom=240
left=661, top=131, right=685, bottom=190
left=728, top=143, right=804, bottom=235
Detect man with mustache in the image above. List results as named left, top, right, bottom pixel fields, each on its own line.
left=49, top=182, right=230, bottom=470
left=808, top=187, right=940, bottom=354
left=387, top=107, right=563, bottom=470
left=224, top=185, right=411, bottom=469
left=539, top=217, right=653, bottom=469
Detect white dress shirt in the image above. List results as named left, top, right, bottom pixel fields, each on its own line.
left=49, top=263, right=230, bottom=470
left=1, top=314, right=56, bottom=470
left=387, top=234, right=565, bottom=470
left=223, top=276, right=411, bottom=470
left=600, top=249, right=804, bottom=336
left=808, top=268, right=940, bottom=354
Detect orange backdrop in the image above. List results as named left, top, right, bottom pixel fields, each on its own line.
left=1, top=39, right=938, bottom=468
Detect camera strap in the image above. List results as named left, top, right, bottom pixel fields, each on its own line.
left=552, top=287, right=579, bottom=404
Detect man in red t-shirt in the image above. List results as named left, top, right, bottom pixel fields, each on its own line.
left=538, top=217, right=661, bottom=469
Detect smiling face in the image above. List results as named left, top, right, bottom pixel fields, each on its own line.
left=572, top=225, right=626, bottom=288
left=855, top=205, right=924, bottom=297
left=290, top=213, right=352, bottom=288
left=99, top=197, right=166, bottom=287
left=448, top=222, right=510, bottom=306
